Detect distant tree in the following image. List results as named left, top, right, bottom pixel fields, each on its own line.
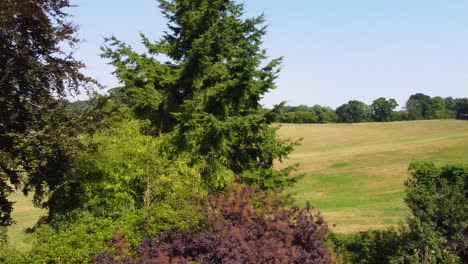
left=455, top=98, right=468, bottom=120
left=370, top=97, right=398, bottom=122
left=405, top=98, right=423, bottom=120
left=278, top=111, right=318, bottom=123
left=292, top=105, right=314, bottom=112
left=278, top=105, right=337, bottom=124
left=431, top=96, right=454, bottom=119
left=0, top=0, right=95, bottom=224
left=444, top=97, right=457, bottom=111
left=432, top=96, right=445, bottom=110
left=336, top=100, right=370, bottom=123
left=66, top=99, right=94, bottom=115
left=406, top=93, right=429, bottom=120
left=390, top=110, right=409, bottom=121
left=312, top=105, right=339, bottom=123
left=405, top=93, right=444, bottom=120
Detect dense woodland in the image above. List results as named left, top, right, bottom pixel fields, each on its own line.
left=277, top=95, right=468, bottom=124
left=71, top=93, right=468, bottom=124
left=0, top=0, right=467, bottom=263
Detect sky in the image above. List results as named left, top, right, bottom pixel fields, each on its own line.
left=70, top=0, right=468, bottom=108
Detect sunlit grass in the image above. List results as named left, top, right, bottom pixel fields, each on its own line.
left=278, top=120, right=468, bottom=233
left=7, top=190, right=45, bottom=254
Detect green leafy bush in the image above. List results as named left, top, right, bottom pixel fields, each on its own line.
left=0, top=227, right=26, bottom=263
left=328, top=228, right=408, bottom=264
left=29, top=210, right=144, bottom=263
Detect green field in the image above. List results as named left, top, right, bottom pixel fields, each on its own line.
left=7, top=190, right=45, bottom=254
left=278, top=120, right=468, bottom=233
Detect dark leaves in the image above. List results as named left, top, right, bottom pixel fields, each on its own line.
left=95, top=185, right=332, bottom=263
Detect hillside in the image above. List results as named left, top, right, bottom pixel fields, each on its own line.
left=278, top=120, right=468, bottom=233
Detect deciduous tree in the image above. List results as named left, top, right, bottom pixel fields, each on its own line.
left=0, top=0, right=95, bottom=224
left=335, top=100, right=370, bottom=123
left=370, top=97, right=398, bottom=122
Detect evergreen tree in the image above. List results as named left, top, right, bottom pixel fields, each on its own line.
left=102, top=0, right=298, bottom=190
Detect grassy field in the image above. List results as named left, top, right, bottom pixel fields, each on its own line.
left=7, top=190, right=45, bottom=254
left=277, top=120, right=468, bottom=233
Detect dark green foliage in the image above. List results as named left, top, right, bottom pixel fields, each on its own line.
left=0, top=0, right=95, bottom=224
left=405, top=94, right=467, bottom=120
left=405, top=93, right=444, bottom=120
left=102, top=0, right=298, bottom=190
left=370, top=97, right=398, bottom=122
left=94, top=185, right=332, bottom=263
left=0, top=181, right=13, bottom=226
left=312, top=105, right=340, bottom=123
left=282, top=105, right=317, bottom=112
left=275, top=95, right=465, bottom=124
left=327, top=163, right=467, bottom=263
left=278, top=105, right=338, bottom=124
left=390, top=110, right=409, bottom=121
left=454, top=98, right=468, bottom=120
left=445, top=97, right=457, bottom=111
left=278, top=111, right=318, bottom=123
left=404, top=162, right=467, bottom=263
left=328, top=229, right=408, bottom=264
left=336, top=100, right=370, bottom=123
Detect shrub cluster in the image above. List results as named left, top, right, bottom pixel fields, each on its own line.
left=93, top=185, right=332, bottom=263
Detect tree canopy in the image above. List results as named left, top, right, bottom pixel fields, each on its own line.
left=1, top=1, right=467, bottom=263
left=455, top=98, right=468, bottom=120
left=405, top=93, right=444, bottom=120
left=335, top=100, right=370, bottom=123
left=0, top=0, right=95, bottom=225
left=370, top=97, right=398, bottom=122
left=102, top=0, right=298, bottom=190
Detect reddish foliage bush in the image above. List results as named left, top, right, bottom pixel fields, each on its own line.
left=93, top=185, right=332, bottom=263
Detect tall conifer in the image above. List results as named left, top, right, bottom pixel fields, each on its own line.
left=103, top=0, right=298, bottom=189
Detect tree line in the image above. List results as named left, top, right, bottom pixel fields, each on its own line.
left=277, top=95, right=468, bottom=124
left=0, top=0, right=466, bottom=263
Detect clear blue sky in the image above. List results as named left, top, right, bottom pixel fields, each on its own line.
left=70, top=0, right=468, bottom=108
